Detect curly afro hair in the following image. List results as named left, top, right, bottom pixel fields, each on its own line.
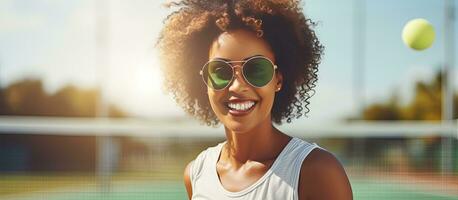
left=156, top=0, right=323, bottom=126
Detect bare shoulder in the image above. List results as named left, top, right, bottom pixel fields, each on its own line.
left=184, top=160, right=194, bottom=200
left=298, top=148, right=353, bottom=200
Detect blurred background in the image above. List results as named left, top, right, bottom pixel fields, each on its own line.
left=0, top=0, right=457, bottom=199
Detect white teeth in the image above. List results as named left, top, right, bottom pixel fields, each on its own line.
left=228, top=101, right=255, bottom=111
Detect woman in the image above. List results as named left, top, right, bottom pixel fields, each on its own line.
left=156, top=0, right=353, bottom=199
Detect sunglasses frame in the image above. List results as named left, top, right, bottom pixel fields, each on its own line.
left=199, top=56, right=278, bottom=91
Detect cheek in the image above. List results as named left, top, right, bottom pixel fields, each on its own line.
left=207, top=90, right=224, bottom=111
left=265, top=80, right=278, bottom=96
left=258, top=85, right=277, bottom=109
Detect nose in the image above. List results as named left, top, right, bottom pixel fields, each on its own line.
left=228, top=65, right=249, bottom=92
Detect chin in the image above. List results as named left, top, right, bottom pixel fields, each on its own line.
left=223, top=119, right=256, bottom=134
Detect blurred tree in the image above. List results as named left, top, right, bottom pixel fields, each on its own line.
left=362, top=70, right=457, bottom=121
left=363, top=93, right=401, bottom=120
left=0, top=79, right=126, bottom=117
left=400, top=72, right=442, bottom=121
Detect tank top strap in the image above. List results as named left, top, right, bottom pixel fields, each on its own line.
left=189, top=141, right=226, bottom=192
left=271, top=137, right=323, bottom=200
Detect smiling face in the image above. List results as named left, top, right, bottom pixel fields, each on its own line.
left=207, top=29, right=283, bottom=133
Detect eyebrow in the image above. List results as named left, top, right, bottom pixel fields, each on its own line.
left=213, top=54, right=263, bottom=62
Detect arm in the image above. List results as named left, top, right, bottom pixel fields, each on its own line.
left=298, top=149, right=353, bottom=200
left=184, top=160, right=194, bottom=200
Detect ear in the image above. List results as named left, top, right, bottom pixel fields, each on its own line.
left=275, top=71, right=283, bottom=92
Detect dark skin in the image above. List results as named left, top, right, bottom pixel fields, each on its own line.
left=183, top=30, right=353, bottom=200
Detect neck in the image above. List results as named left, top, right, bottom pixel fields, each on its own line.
left=222, top=117, right=288, bottom=166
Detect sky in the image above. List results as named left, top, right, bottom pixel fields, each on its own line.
left=0, top=0, right=456, bottom=124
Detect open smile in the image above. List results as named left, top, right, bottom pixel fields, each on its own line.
left=224, top=100, right=258, bottom=116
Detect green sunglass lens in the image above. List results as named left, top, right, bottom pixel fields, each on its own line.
left=243, top=58, right=274, bottom=87
left=205, top=61, right=232, bottom=89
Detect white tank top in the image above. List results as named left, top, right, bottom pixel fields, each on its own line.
left=189, top=137, right=324, bottom=200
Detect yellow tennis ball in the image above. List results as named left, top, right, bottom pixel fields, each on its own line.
left=402, top=18, right=435, bottom=51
